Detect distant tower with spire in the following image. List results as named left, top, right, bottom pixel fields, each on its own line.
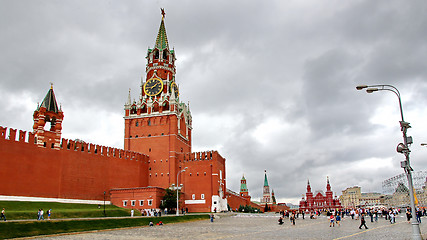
left=261, top=170, right=272, bottom=203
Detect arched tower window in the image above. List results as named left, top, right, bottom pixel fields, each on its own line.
left=154, top=50, right=159, bottom=59
left=141, top=104, right=147, bottom=114
left=131, top=105, right=137, bottom=114
left=153, top=102, right=160, bottom=112
left=162, top=101, right=169, bottom=111
left=162, top=50, right=168, bottom=61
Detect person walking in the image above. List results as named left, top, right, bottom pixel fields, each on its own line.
left=329, top=214, right=335, bottom=227
left=290, top=213, right=296, bottom=225
left=389, top=210, right=395, bottom=224
left=336, top=214, right=341, bottom=226
left=359, top=214, right=368, bottom=229
left=406, top=208, right=412, bottom=223
left=0, top=208, right=6, bottom=221
left=374, top=209, right=378, bottom=222
left=417, top=209, right=422, bottom=223
left=39, top=209, right=44, bottom=220
left=47, top=209, right=52, bottom=220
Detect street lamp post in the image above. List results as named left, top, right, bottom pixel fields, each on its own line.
left=176, top=167, right=188, bottom=216
left=103, top=191, right=106, bottom=217
left=357, top=84, right=422, bottom=240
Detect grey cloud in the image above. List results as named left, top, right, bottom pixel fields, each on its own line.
left=2, top=0, right=427, bottom=203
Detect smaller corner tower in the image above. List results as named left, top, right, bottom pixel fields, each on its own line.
left=33, top=85, right=64, bottom=149
left=240, top=175, right=250, bottom=200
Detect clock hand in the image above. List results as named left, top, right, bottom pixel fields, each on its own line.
left=147, top=84, right=158, bottom=89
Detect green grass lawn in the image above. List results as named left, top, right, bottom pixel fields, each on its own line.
left=0, top=215, right=210, bottom=239
left=0, top=201, right=130, bottom=220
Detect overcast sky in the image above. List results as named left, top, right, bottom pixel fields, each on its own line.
left=1, top=0, right=427, bottom=204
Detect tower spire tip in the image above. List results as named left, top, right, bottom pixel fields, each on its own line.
left=161, top=8, right=165, bottom=20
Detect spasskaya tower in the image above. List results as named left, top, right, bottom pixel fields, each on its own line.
left=124, top=9, right=192, bottom=189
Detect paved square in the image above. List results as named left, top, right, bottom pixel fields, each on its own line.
left=38, top=213, right=427, bottom=239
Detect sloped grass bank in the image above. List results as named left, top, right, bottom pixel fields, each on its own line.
left=0, top=215, right=209, bottom=239
left=0, top=201, right=129, bottom=220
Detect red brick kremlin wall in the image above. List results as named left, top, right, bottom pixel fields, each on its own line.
left=0, top=127, right=149, bottom=201
left=226, top=190, right=261, bottom=211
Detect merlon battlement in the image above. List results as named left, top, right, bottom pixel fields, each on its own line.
left=0, top=126, right=148, bottom=162
left=0, top=126, right=35, bottom=143
left=182, top=150, right=223, bottom=162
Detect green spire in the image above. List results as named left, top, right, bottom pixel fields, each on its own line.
left=264, top=170, right=269, bottom=187
left=154, top=9, right=169, bottom=51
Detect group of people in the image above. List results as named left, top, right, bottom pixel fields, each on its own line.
left=328, top=213, right=342, bottom=227
left=139, top=208, right=162, bottom=217
left=277, top=206, right=426, bottom=229
left=278, top=210, right=300, bottom=226
left=405, top=207, right=424, bottom=223
left=37, top=208, right=51, bottom=220
left=135, top=207, right=189, bottom=217
left=148, top=221, right=163, bottom=226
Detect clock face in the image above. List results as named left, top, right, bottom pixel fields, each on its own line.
left=170, top=82, right=179, bottom=97
left=144, top=78, right=164, bottom=96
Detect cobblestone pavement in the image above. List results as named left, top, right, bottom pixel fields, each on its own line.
left=37, top=213, right=427, bottom=240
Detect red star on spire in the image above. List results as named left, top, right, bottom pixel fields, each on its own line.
left=161, top=8, right=165, bottom=19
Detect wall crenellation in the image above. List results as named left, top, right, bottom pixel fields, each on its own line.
left=182, top=150, right=220, bottom=161
left=0, top=126, right=35, bottom=143
left=0, top=126, right=148, bottom=163
left=59, top=138, right=148, bottom=162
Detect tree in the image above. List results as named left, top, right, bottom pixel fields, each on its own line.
left=161, top=188, right=178, bottom=213
left=264, top=203, right=270, bottom=212
left=238, top=204, right=260, bottom=213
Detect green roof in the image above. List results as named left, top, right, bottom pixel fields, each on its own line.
left=154, top=17, right=169, bottom=50
left=39, top=87, right=59, bottom=113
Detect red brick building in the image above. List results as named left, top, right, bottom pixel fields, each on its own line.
left=0, top=11, right=228, bottom=213
left=299, top=177, right=342, bottom=211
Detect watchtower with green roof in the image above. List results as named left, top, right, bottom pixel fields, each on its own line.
left=240, top=175, right=249, bottom=197
left=32, top=84, right=64, bottom=150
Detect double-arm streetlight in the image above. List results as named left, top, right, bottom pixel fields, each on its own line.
left=174, top=167, right=188, bottom=216
left=357, top=84, right=422, bottom=240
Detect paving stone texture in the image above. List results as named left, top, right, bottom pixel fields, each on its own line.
left=37, top=213, right=427, bottom=240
